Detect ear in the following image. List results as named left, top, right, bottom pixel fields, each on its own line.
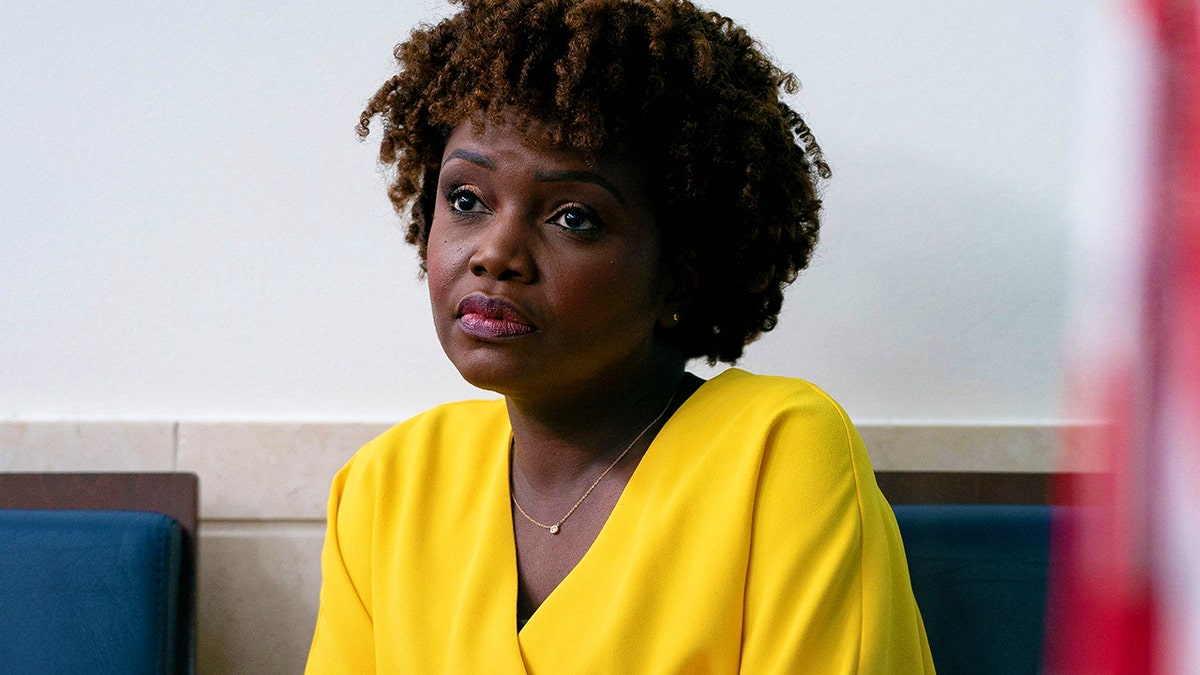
left=657, top=248, right=699, bottom=328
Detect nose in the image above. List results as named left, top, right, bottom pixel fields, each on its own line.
left=468, top=213, right=537, bottom=282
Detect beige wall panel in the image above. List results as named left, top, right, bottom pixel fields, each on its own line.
left=859, top=424, right=1078, bottom=472
left=0, top=421, right=175, bottom=471
left=197, top=523, right=325, bottom=675
left=178, top=422, right=390, bottom=520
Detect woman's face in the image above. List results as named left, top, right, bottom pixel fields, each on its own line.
left=426, top=117, right=677, bottom=401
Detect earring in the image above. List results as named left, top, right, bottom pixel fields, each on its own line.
left=672, top=312, right=681, bottom=324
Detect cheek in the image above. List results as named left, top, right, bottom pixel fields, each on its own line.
left=554, top=255, right=665, bottom=321
left=424, top=223, right=462, bottom=307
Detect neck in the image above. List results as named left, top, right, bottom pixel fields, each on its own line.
left=507, top=363, right=689, bottom=492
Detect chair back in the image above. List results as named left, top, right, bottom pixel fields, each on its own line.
left=893, top=504, right=1057, bottom=675
left=0, top=472, right=198, bottom=675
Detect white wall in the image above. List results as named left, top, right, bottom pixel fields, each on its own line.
left=0, top=0, right=1086, bottom=423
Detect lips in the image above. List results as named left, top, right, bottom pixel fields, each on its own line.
left=455, top=294, right=537, bottom=339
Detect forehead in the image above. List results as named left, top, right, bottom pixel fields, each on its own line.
left=441, top=105, right=652, bottom=167
left=441, top=114, right=599, bottom=167
left=438, top=116, right=650, bottom=202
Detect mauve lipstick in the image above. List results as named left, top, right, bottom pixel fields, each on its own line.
left=456, top=294, right=537, bottom=339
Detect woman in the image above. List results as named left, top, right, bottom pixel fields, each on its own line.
left=307, top=0, right=934, bottom=672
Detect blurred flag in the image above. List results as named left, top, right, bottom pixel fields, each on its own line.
left=1046, top=0, right=1200, bottom=673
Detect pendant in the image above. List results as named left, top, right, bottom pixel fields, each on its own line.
left=549, top=524, right=560, bottom=535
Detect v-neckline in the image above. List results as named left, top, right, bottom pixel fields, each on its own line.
left=506, top=372, right=724, bottom=638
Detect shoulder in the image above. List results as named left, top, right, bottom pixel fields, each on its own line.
left=723, top=371, right=932, bottom=670
left=695, top=368, right=875, bottom=511
left=698, top=367, right=847, bottom=409
left=335, top=398, right=509, bottom=497
left=694, top=368, right=858, bottom=447
left=325, top=398, right=510, bottom=561
left=354, top=398, right=507, bottom=462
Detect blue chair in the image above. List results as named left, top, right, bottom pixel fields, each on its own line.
left=893, top=504, right=1057, bottom=675
left=0, top=510, right=184, bottom=674
left=0, top=473, right=197, bottom=675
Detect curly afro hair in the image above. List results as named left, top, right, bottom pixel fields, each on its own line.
left=359, top=0, right=829, bottom=364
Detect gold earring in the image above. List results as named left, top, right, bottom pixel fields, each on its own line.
left=672, top=312, right=681, bottom=324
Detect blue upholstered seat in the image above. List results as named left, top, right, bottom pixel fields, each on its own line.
left=0, top=509, right=184, bottom=675
left=894, top=504, right=1056, bottom=675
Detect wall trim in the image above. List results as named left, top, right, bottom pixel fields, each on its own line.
left=2, top=420, right=1104, bottom=521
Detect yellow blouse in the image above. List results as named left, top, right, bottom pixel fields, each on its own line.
left=306, top=369, right=934, bottom=673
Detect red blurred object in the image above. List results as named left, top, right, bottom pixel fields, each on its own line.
left=1045, top=0, right=1200, bottom=672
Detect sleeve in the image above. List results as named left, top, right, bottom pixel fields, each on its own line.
left=738, top=386, right=936, bottom=674
left=305, top=454, right=378, bottom=674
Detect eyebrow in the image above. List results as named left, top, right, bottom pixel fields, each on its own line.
left=534, top=169, right=627, bottom=206
left=444, top=149, right=628, bottom=206
left=445, top=149, right=495, bottom=169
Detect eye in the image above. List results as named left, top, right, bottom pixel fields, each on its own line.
left=549, top=204, right=601, bottom=232
left=446, top=187, right=488, bottom=214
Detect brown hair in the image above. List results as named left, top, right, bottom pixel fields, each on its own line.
left=359, top=0, right=829, bottom=363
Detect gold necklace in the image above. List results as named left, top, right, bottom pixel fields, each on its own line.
left=511, top=391, right=677, bottom=535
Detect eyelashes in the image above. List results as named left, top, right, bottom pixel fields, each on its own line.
left=442, top=186, right=604, bottom=234
left=446, top=186, right=487, bottom=214
left=548, top=204, right=600, bottom=232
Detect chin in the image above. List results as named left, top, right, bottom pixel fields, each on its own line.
left=441, top=346, right=528, bottom=396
